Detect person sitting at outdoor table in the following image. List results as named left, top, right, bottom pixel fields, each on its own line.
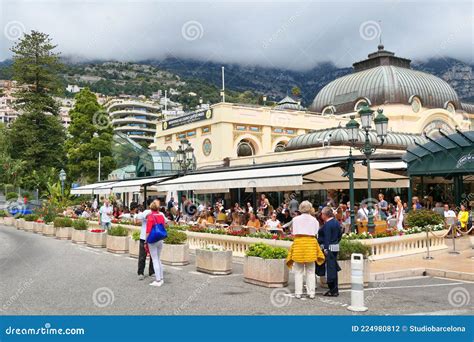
left=197, top=212, right=210, bottom=228
left=356, top=203, right=369, bottom=221
left=286, top=201, right=325, bottom=299
left=229, top=211, right=240, bottom=227
left=277, top=208, right=292, bottom=225
left=264, top=213, right=282, bottom=234
left=206, top=211, right=215, bottom=224
left=458, top=204, right=469, bottom=231
left=246, top=202, right=253, bottom=214
left=246, top=213, right=261, bottom=230
left=216, top=208, right=227, bottom=222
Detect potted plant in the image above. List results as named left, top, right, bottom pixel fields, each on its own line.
left=16, top=215, right=25, bottom=230
left=23, top=214, right=38, bottom=232
left=3, top=213, right=15, bottom=226
left=0, top=211, right=6, bottom=225
left=319, top=239, right=371, bottom=289
left=33, top=218, right=45, bottom=234
left=196, top=244, right=232, bottom=275
left=71, top=218, right=89, bottom=244
left=243, top=243, right=289, bottom=288
left=106, top=225, right=129, bottom=254
left=129, top=230, right=140, bottom=258
left=86, top=228, right=107, bottom=248
left=54, top=217, right=73, bottom=240
left=42, top=217, right=56, bottom=237
left=161, top=230, right=189, bottom=266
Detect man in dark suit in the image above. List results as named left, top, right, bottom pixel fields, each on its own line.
left=318, top=206, right=342, bottom=296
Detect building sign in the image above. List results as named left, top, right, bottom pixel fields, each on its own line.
left=162, top=109, right=212, bottom=130
left=456, top=153, right=473, bottom=169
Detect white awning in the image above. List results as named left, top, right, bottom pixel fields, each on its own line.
left=370, top=161, right=407, bottom=170
left=71, top=181, right=119, bottom=195
left=111, top=177, right=169, bottom=193
left=158, top=162, right=338, bottom=191
left=193, top=188, right=230, bottom=194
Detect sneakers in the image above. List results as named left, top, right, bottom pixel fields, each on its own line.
left=138, top=274, right=145, bottom=280
left=149, top=280, right=164, bottom=287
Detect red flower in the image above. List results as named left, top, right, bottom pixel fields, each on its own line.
left=90, top=229, right=105, bottom=233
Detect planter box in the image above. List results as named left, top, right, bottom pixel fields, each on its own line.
left=196, top=249, right=232, bottom=275
left=23, top=221, right=35, bottom=232
left=17, top=218, right=25, bottom=230
left=86, top=230, right=107, bottom=248
left=243, top=256, right=289, bottom=288
left=161, top=243, right=190, bottom=266
left=129, top=238, right=140, bottom=258
left=4, top=217, right=14, bottom=226
left=106, top=235, right=129, bottom=254
left=42, top=224, right=55, bottom=236
left=319, top=259, right=370, bottom=289
left=72, top=229, right=87, bottom=244
left=0, top=217, right=4, bottom=225
left=33, top=222, right=44, bottom=234
left=55, top=227, right=72, bottom=240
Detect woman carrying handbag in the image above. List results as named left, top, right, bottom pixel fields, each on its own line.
left=146, top=200, right=167, bottom=287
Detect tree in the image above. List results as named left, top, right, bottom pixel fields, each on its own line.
left=291, top=86, right=301, bottom=98
left=7, top=110, right=66, bottom=187
left=10, top=30, right=63, bottom=114
left=65, top=88, right=115, bottom=184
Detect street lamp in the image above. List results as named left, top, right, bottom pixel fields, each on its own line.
left=176, top=139, right=194, bottom=175
left=345, top=103, right=389, bottom=232
left=59, top=169, right=66, bottom=196
left=262, top=95, right=267, bottom=106
left=93, top=132, right=101, bottom=181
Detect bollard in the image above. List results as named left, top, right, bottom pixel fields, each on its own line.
left=423, top=226, right=434, bottom=260
left=347, top=253, right=368, bottom=312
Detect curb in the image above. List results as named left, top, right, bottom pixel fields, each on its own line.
left=370, top=268, right=474, bottom=282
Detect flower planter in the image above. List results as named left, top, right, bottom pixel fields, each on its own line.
left=319, top=259, right=370, bottom=289
left=106, top=235, right=129, bottom=254
left=4, top=217, right=14, bottom=226
left=129, top=238, right=140, bottom=258
left=23, top=221, right=35, bottom=232
left=0, top=217, right=4, bottom=225
left=72, top=229, right=87, bottom=244
left=55, top=227, right=72, bottom=240
left=17, top=218, right=25, bottom=230
left=42, top=224, right=55, bottom=237
left=161, top=243, right=190, bottom=266
left=86, top=230, right=107, bottom=248
left=196, top=249, right=232, bottom=275
left=243, top=256, right=288, bottom=288
left=33, top=222, right=44, bottom=234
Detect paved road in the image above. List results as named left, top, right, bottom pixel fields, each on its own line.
left=0, top=225, right=473, bottom=315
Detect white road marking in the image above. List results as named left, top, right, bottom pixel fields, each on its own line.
left=339, top=282, right=468, bottom=292
left=406, top=309, right=472, bottom=315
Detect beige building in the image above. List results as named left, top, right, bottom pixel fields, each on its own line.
left=152, top=46, right=473, bottom=169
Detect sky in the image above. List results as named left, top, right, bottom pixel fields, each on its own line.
left=0, top=0, right=472, bottom=70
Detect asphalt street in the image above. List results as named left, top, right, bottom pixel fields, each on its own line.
left=0, top=224, right=473, bottom=316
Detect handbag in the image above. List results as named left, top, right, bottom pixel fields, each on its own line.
left=146, top=214, right=167, bottom=243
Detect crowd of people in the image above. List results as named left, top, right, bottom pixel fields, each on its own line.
left=62, top=191, right=472, bottom=294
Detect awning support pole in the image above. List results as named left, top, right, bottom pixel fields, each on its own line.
left=143, top=185, right=147, bottom=207
left=348, top=152, right=356, bottom=233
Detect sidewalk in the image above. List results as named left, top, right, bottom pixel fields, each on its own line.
left=369, top=236, right=473, bottom=281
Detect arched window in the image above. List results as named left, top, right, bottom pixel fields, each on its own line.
left=237, top=139, right=256, bottom=157
left=322, top=106, right=336, bottom=116
left=274, top=142, right=287, bottom=152
left=409, top=95, right=422, bottom=113
left=354, top=98, right=371, bottom=111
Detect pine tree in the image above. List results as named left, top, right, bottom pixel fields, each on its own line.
left=65, top=88, right=115, bottom=184
left=10, top=30, right=63, bottom=114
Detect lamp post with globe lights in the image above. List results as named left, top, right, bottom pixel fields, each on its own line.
left=346, top=103, right=389, bottom=232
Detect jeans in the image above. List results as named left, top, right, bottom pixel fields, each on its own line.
left=148, top=240, right=164, bottom=282
left=101, top=222, right=111, bottom=230
left=138, top=239, right=154, bottom=276
left=294, top=262, right=316, bottom=296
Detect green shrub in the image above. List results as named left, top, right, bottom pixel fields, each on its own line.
left=338, top=239, right=371, bottom=260
left=131, top=230, right=141, bottom=241
left=0, top=211, right=7, bottom=217
left=108, top=225, right=129, bottom=237
left=72, top=218, right=89, bottom=230
left=6, top=192, right=18, bottom=201
left=246, top=243, right=288, bottom=259
left=406, top=209, right=444, bottom=228
left=53, top=217, right=64, bottom=228
left=63, top=217, right=73, bottom=227
left=164, top=229, right=187, bottom=244
left=24, top=214, right=39, bottom=222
